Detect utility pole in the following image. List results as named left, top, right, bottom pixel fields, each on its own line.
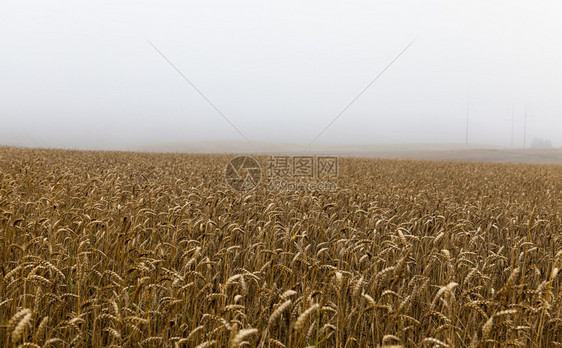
left=523, top=106, right=527, bottom=149
left=511, top=106, right=514, bottom=148
left=465, top=101, right=469, bottom=146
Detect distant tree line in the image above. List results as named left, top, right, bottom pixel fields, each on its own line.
left=530, top=138, right=552, bottom=149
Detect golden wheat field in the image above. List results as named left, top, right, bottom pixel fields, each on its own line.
left=0, top=147, right=561, bottom=347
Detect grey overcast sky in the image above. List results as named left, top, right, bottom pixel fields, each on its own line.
left=1, top=0, right=561, bottom=150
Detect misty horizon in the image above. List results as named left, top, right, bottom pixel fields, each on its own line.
left=2, top=1, right=562, bottom=151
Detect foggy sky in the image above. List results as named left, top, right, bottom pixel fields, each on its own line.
left=1, top=0, right=562, bottom=150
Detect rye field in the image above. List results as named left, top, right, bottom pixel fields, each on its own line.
left=0, top=146, right=561, bottom=347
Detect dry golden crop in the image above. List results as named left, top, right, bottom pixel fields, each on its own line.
left=0, top=147, right=561, bottom=347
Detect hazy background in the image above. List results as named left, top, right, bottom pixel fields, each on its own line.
left=1, top=0, right=561, bottom=151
